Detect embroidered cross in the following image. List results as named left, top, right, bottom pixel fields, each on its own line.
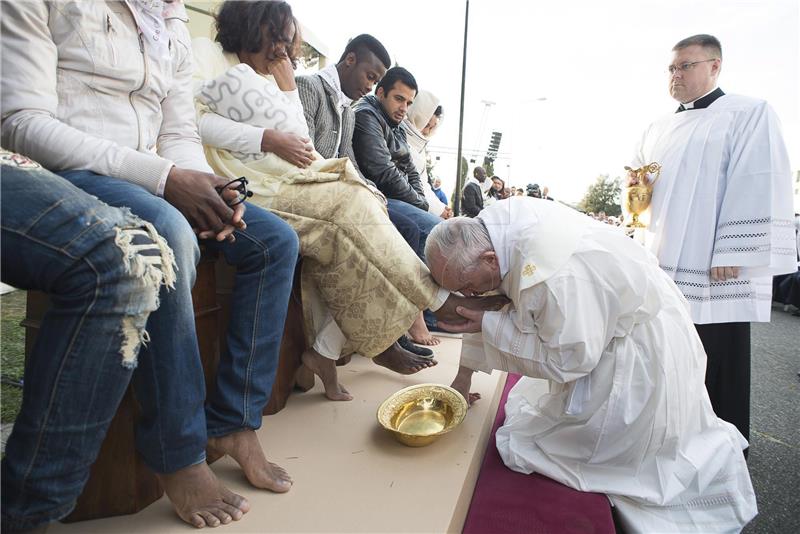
left=522, top=264, right=537, bottom=277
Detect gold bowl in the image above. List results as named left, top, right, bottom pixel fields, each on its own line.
left=377, top=383, right=468, bottom=447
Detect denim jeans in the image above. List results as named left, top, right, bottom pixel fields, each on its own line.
left=386, top=200, right=442, bottom=328
left=385, top=199, right=442, bottom=261
left=57, top=171, right=299, bottom=473
left=1, top=159, right=168, bottom=530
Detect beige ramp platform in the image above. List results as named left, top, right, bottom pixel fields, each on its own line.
left=47, top=337, right=507, bottom=533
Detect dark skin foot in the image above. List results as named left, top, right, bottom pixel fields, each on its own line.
left=301, top=348, right=353, bottom=401
left=434, top=294, right=509, bottom=324
left=373, top=341, right=438, bottom=375
left=156, top=462, right=249, bottom=528
left=207, top=430, right=292, bottom=493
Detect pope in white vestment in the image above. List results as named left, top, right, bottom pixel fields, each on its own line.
left=425, top=198, right=757, bottom=533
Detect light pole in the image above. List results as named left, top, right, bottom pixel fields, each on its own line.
left=453, top=0, right=470, bottom=216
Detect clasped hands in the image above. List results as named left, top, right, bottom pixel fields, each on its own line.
left=434, top=293, right=510, bottom=334
left=165, top=167, right=247, bottom=243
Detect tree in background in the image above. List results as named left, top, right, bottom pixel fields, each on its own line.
left=579, top=174, right=622, bottom=216
left=459, top=156, right=469, bottom=183
left=482, top=157, right=495, bottom=178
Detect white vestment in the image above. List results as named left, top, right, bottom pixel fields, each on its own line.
left=462, top=199, right=757, bottom=533
left=631, top=94, right=796, bottom=324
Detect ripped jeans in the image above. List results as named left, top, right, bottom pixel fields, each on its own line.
left=0, top=154, right=173, bottom=530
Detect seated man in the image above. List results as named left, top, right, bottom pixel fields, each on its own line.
left=353, top=66, right=445, bottom=339
left=298, top=34, right=443, bottom=347
left=1, top=2, right=298, bottom=528
left=193, top=1, right=505, bottom=401
left=0, top=150, right=175, bottom=531
left=426, top=198, right=757, bottom=533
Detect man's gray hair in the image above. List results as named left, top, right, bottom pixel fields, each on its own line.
left=425, top=217, right=494, bottom=272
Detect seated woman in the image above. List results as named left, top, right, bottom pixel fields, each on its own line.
left=192, top=0, right=502, bottom=400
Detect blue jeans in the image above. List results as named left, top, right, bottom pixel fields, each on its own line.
left=57, top=171, right=299, bottom=472
left=1, top=161, right=167, bottom=530
left=385, top=199, right=442, bottom=261
left=385, top=200, right=442, bottom=328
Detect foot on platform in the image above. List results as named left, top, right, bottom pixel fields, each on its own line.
left=208, top=430, right=293, bottom=493
left=301, top=348, right=353, bottom=401
left=373, top=342, right=438, bottom=375
left=157, top=462, right=249, bottom=528
left=408, top=312, right=440, bottom=346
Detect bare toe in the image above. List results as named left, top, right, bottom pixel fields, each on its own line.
left=198, top=510, right=220, bottom=528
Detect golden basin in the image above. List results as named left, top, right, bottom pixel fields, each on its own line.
left=377, top=383, right=468, bottom=447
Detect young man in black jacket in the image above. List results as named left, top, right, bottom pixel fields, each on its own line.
left=353, top=67, right=445, bottom=339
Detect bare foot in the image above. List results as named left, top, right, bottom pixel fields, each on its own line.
left=435, top=294, right=510, bottom=324
left=451, top=365, right=481, bottom=407
left=301, top=348, right=353, bottom=401
left=407, top=312, right=440, bottom=346
left=157, top=462, right=249, bottom=528
left=373, top=342, right=438, bottom=375
left=208, top=430, right=293, bottom=493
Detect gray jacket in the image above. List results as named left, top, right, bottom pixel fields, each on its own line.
left=296, top=73, right=365, bottom=180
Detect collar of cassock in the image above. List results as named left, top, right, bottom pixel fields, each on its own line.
left=676, top=87, right=725, bottom=113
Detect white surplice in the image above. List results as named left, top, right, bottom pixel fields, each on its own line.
left=461, top=198, right=757, bottom=533
left=631, top=94, right=796, bottom=324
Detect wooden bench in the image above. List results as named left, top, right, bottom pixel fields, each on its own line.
left=22, top=250, right=313, bottom=522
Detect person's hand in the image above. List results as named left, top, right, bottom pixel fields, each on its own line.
left=437, top=306, right=484, bottom=333
left=267, top=57, right=296, bottom=91
left=440, top=206, right=453, bottom=219
left=164, top=167, right=246, bottom=243
left=451, top=366, right=481, bottom=407
left=710, top=266, right=740, bottom=282
left=261, top=130, right=314, bottom=168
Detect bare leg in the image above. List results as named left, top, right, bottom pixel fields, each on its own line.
left=407, top=312, right=441, bottom=346
left=207, top=430, right=293, bottom=493
left=451, top=365, right=481, bottom=407
left=373, top=341, right=438, bottom=375
left=301, top=348, right=353, bottom=401
left=157, top=462, right=250, bottom=528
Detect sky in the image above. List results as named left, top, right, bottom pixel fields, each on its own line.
left=291, top=0, right=799, bottom=204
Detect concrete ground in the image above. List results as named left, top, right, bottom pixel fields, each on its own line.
left=743, top=304, right=800, bottom=533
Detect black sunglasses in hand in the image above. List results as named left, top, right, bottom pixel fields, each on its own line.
left=215, top=176, right=254, bottom=207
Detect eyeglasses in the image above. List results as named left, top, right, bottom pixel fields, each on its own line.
left=667, top=59, right=717, bottom=75
left=215, top=176, right=254, bottom=207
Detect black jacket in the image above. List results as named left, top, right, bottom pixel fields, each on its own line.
left=352, top=95, right=428, bottom=211
left=461, top=181, right=484, bottom=217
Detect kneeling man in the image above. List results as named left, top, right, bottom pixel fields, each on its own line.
left=425, top=198, right=757, bottom=533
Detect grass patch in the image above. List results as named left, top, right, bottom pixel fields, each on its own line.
left=1, top=290, right=26, bottom=423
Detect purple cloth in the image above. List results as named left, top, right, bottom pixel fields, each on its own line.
left=462, top=374, right=616, bottom=534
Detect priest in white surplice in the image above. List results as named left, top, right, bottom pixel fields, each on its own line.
left=425, top=198, right=757, bottom=533
left=629, top=34, right=796, bottom=447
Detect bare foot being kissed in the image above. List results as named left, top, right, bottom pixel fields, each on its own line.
left=407, top=312, right=440, bottom=346
left=157, top=462, right=249, bottom=528
left=435, top=294, right=510, bottom=324
left=301, top=348, right=353, bottom=401
left=373, top=341, right=438, bottom=374
left=208, top=430, right=292, bottom=493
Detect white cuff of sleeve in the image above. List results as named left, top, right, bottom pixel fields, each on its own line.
left=118, top=151, right=175, bottom=196
left=245, top=127, right=265, bottom=154
left=428, top=287, right=451, bottom=311
left=156, top=164, right=173, bottom=197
